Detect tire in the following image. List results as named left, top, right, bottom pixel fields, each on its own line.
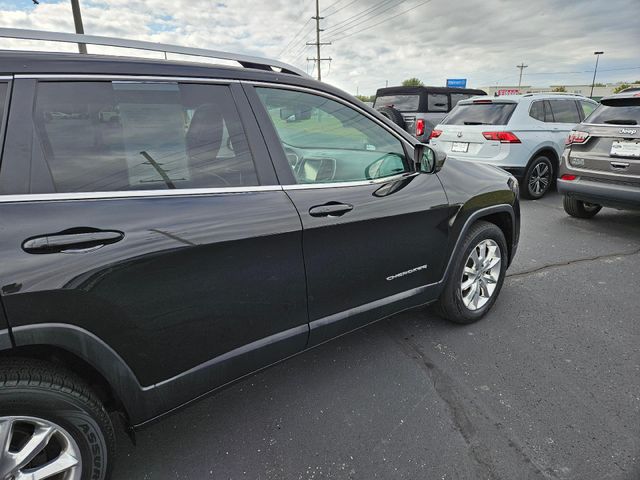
left=436, top=220, right=508, bottom=324
left=0, top=358, right=115, bottom=480
left=522, top=155, right=553, bottom=199
left=563, top=195, right=602, bottom=218
left=376, top=106, right=405, bottom=129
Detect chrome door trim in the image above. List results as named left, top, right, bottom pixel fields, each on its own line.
left=14, top=74, right=241, bottom=83
left=282, top=172, right=419, bottom=190
left=0, top=186, right=283, bottom=203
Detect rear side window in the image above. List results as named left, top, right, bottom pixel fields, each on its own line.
left=442, top=102, right=517, bottom=126
left=548, top=100, right=581, bottom=123
left=32, top=81, right=258, bottom=193
left=428, top=93, right=449, bottom=112
left=579, top=100, right=597, bottom=119
left=585, top=100, right=640, bottom=125
left=373, top=94, right=419, bottom=112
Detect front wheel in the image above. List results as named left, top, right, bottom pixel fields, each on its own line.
left=563, top=196, right=602, bottom=218
left=0, top=359, right=115, bottom=480
left=436, top=221, right=508, bottom=324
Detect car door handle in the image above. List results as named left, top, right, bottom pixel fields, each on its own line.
left=308, top=202, right=354, bottom=217
left=22, top=228, right=124, bottom=254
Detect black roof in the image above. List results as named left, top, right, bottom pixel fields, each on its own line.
left=375, top=85, right=487, bottom=96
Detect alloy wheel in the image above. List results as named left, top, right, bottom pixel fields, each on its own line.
left=528, top=161, right=551, bottom=196
left=460, top=239, right=502, bottom=311
left=0, top=416, right=82, bottom=480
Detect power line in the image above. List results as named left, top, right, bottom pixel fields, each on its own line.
left=323, top=0, right=347, bottom=15
left=325, top=0, right=359, bottom=17
left=326, top=0, right=408, bottom=39
left=325, top=0, right=403, bottom=34
left=306, top=0, right=331, bottom=81
left=279, top=18, right=313, bottom=57
left=329, top=0, right=432, bottom=41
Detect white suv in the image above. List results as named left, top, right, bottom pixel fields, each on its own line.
left=429, top=93, right=598, bottom=198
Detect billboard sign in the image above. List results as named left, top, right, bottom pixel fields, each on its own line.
left=446, top=78, right=467, bottom=88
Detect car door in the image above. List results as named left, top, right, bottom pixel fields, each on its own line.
left=547, top=99, right=583, bottom=153
left=247, top=84, right=451, bottom=345
left=0, top=77, right=308, bottom=412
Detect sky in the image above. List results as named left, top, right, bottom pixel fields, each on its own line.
left=0, top=0, right=639, bottom=96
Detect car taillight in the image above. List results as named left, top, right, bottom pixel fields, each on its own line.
left=566, top=130, right=590, bottom=145
left=482, top=131, right=521, bottom=143
left=416, top=119, right=425, bottom=137
left=429, top=129, right=442, bottom=140
left=561, top=174, right=577, bottom=181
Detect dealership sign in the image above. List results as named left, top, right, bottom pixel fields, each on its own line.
left=497, top=89, right=520, bottom=95
left=446, top=78, right=467, bottom=88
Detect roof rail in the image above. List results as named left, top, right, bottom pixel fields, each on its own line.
left=0, top=28, right=310, bottom=78
left=522, top=91, right=587, bottom=97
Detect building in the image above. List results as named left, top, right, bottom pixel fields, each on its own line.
left=478, top=82, right=639, bottom=100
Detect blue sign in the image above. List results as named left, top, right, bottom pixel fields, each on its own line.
left=446, top=78, right=467, bottom=88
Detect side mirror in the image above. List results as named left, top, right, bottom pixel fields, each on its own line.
left=414, top=143, right=446, bottom=173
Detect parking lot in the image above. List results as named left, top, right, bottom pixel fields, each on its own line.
left=113, top=191, right=639, bottom=480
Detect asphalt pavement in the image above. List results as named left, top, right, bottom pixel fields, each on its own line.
left=113, top=192, right=640, bottom=480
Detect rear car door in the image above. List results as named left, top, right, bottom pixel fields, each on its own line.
left=0, top=77, right=308, bottom=413
left=247, top=84, right=451, bottom=344
left=547, top=99, right=582, bottom=151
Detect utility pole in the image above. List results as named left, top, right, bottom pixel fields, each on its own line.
left=590, top=51, right=604, bottom=98
left=70, top=0, right=87, bottom=54
left=516, top=63, right=528, bottom=88
left=306, top=0, right=331, bottom=81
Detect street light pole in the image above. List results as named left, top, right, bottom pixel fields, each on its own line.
left=590, top=51, right=604, bottom=98
left=70, top=0, right=87, bottom=54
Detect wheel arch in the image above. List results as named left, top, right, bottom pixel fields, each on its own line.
left=3, top=323, right=147, bottom=426
left=528, top=146, right=560, bottom=176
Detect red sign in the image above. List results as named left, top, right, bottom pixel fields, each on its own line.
left=497, top=89, right=520, bottom=96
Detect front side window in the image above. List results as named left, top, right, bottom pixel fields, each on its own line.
left=428, top=93, right=449, bottom=112
left=33, top=81, right=258, bottom=193
left=579, top=100, right=597, bottom=120
left=256, top=88, right=409, bottom=184
left=548, top=99, right=581, bottom=123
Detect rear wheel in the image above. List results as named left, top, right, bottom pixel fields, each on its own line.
left=563, top=196, right=602, bottom=218
left=436, top=221, right=508, bottom=324
left=0, top=358, right=115, bottom=480
left=522, top=156, right=553, bottom=199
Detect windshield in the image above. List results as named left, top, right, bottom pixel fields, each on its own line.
left=373, top=94, right=420, bottom=112
left=442, top=102, right=517, bottom=125
left=585, top=101, right=640, bottom=125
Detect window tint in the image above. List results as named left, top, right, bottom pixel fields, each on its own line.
left=450, top=93, right=473, bottom=108
left=428, top=93, right=449, bottom=112
left=579, top=100, right=597, bottom=120
left=548, top=99, right=581, bottom=123
left=0, top=83, right=7, bottom=126
left=586, top=101, right=640, bottom=125
left=443, top=102, right=517, bottom=126
left=529, top=100, right=545, bottom=122
left=373, top=94, right=419, bottom=112
left=256, top=88, right=409, bottom=184
left=32, top=82, right=257, bottom=193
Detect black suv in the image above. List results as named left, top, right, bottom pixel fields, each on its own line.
left=0, top=30, right=519, bottom=479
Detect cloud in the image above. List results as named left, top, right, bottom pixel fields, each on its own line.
left=1, top=0, right=639, bottom=95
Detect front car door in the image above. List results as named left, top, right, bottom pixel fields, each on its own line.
left=246, top=84, right=451, bottom=344
left=0, top=76, right=308, bottom=422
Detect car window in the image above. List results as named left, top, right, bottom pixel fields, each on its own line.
left=585, top=101, right=640, bottom=125
left=450, top=93, right=473, bottom=108
left=529, top=100, right=545, bottom=122
left=428, top=93, right=449, bottom=112
left=0, top=83, right=7, bottom=121
left=31, top=81, right=258, bottom=193
left=548, top=99, right=581, bottom=123
left=256, top=87, right=409, bottom=184
left=579, top=100, right=597, bottom=120
left=443, top=102, right=517, bottom=125
left=373, top=94, right=419, bottom=112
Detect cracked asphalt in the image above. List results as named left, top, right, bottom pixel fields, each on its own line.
left=113, top=192, right=640, bottom=480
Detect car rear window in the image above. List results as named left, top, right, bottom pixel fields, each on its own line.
left=374, top=94, right=420, bottom=112
left=586, top=100, right=640, bottom=125
left=442, top=102, right=517, bottom=125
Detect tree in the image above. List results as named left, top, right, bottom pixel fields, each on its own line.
left=355, top=94, right=375, bottom=103
left=402, top=77, right=424, bottom=87
left=594, top=82, right=606, bottom=87
left=613, top=83, right=631, bottom=94
left=552, top=86, right=566, bottom=92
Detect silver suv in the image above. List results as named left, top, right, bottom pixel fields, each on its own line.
left=558, top=91, right=640, bottom=217
left=429, top=93, right=598, bottom=198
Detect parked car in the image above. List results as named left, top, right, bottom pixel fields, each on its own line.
left=0, top=29, right=520, bottom=480
left=558, top=91, right=640, bottom=217
left=429, top=93, right=598, bottom=199
left=372, top=86, right=487, bottom=142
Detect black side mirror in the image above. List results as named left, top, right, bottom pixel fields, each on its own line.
left=414, top=143, right=446, bottom=173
